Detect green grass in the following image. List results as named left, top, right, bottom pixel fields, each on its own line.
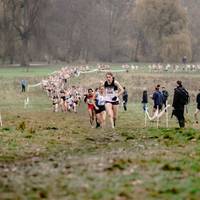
left=0, top=65, right=62, bottom=78
left=0, top=65, right=200, bottom=199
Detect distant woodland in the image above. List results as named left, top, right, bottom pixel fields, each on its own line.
left=0, top=0, right=200, bottom=66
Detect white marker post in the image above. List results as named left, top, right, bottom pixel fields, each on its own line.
left=156, top=106, right=159, bottom=128
left=145, top=110, right=147, bottom=127
left=24, top=97, right=30, bottom=109
left=166, top=101, right=169, bottom=128
left=0, top=112, right=2, bottom=127
left=144, top=105, right=148, bottom=127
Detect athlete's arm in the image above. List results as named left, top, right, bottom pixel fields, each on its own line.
left=114, top=80, right=124, bottom=97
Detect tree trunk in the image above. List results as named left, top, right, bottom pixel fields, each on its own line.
left=108, top=1, right=113, bottom=63
left=131, top=38, right=139, bottom=62
left=20, top=38, right=29, bottom=70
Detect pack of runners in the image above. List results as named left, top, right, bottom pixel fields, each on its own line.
left=41, top=66, right=83, bottom=113
left=39, top=65, right=200, bottom=129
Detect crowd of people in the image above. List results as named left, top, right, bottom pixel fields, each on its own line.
left=41, top=66, right=83, bottom=113
left=143, top=81, right=200, bottom=128
left=35, top=65, right=130, bottom=129
left=148, top=63, right=200, bottom=73
left=24, top=64, right=200, bottom=129
left=122, top=63, right=200, bottom=73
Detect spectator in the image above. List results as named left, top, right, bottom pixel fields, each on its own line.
left=142, top=88, right=148, bottom=111
left=152, top=85, right=163, bottom=112
left=122, top=87, right=128, bottom=111
left=21, top=80, right=27, bottom=92
left=161, top=87, right=169, bottom=108
left=194, top=89, right=200, bottom=124
left=172, top=81, right=189, bottom=128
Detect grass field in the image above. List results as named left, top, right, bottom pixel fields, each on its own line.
left=0, top=64, right=200, bottom=200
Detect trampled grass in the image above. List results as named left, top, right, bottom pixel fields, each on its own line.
left=0, top=65, right=200, bottom=200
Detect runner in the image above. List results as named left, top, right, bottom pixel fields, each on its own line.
left=94, top=88, right=101, bottom=128
left=84, top=88, right=96, bottom=128
left=60, top=89, right=67, bottom=112
left=104, top=72, right=124, bottom=128
left=52, top=93, right=59, bottom=112
left=95, top=86, right=106, bottom=128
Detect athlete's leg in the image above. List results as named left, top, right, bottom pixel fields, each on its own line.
left=60, top=99, right=64, bottom=112
left=55, top=103, right=58, bottom=112
left=112, top=104, right=119, bottom=127
left=88, top=109, right=94, bottom=127
left=96, top=113, right=101, bottom=126
left=73, top=103, right=77, bottom=113
left=63, top=101, right=67, bottom=112
left=92, top=109, right=96, bottom=126
left=105, top=103, right=114, bottom=128
left=101, top=111, right=106, bottom=128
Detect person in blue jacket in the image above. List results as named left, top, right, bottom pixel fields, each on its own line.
left=152, top=85, right=163, bottom=112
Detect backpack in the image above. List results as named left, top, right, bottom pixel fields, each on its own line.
left=177, top=87, right=189, bottom=105
left=162, top=90, right=169, bottom=102
left=162, top=90, right=169, bottom=98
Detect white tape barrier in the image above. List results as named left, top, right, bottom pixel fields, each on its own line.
left=145, top=105, right=171, bottom=121
left=157, top=105, right=171, bottom=118
left=48, top=71, right=58, bottom=75
left=80, top=69, right=98, bottom=74
left=27, top=83, right=42, bottom=91
left=99, top=69, right=127, bottom=73
left=145, top=109, right=159, bottom=121
left=79, top=68, right=127, bottom=74
left=28, top=83, right=41, bottom=88
left=0, top=112, right=2, bottom=127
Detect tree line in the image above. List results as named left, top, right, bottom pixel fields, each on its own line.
left=0, top=0, right=199, bottom=66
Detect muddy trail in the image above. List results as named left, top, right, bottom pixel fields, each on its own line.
left=0, top=109, right=200, bottom=200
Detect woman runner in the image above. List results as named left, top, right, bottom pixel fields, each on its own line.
left=84, top=88, right=96, bottom=128
left=95, top=86, right=106, bottom=128
left=104, top=72, right=124, bottom=128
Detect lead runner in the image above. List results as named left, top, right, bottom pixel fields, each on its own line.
left=104, top=72, right=124, bottom=128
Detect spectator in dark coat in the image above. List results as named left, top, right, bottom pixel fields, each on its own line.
left=152, top=85, right=163, bottom=112
left=142, top=88, right=148, bottom=111
left=161, top=87, right=169, bottom=108
left=194, top=90, right=200, bottom=123
left=122, top=87, right=128, bottom=111
left=172, top=80, right=189, bottom=128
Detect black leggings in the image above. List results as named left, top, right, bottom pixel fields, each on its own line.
left=173, top=108, right=185, bottom=128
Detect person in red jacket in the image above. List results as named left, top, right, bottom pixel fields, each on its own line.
left=84, top=88, right=96, bottom=128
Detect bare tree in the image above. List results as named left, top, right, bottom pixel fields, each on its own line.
left=134, top=0, right=191, bottom=62
left=9, top=0, right=45, bottom=68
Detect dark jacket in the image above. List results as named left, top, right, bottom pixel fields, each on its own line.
left=172, top=86, right=187, bottom=109
left=162, top=90, right=169, bottom=102
left=196, top=93, right=200, bottom=104
left=152, top=90, right=163, bottom=106
left=142, top=91, right=148, bottom=103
